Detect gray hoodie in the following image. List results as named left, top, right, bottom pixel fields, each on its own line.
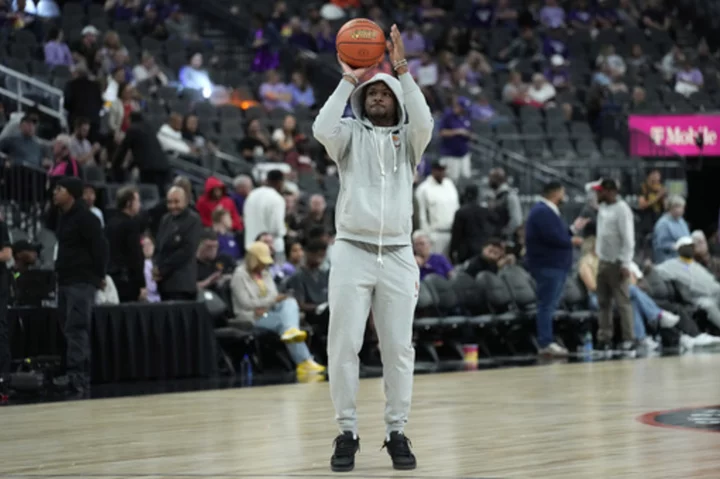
left=312, top=73, right=434, bottom=257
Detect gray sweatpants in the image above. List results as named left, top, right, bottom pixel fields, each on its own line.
left=328, top=239, right=419, bottom=435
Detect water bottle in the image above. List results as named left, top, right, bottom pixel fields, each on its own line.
left=239, top=354, right=253, bottom=386
left=582, top=331, right=594, bottom=361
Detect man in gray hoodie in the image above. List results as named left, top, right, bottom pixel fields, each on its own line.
left=313, top=24, right=433, bottom=473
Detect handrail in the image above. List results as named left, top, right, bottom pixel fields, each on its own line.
left=0, top=64, right=64, bottom=96
left=0, top=64, right=67, bottom=130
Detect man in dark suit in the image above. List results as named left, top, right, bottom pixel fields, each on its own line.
left=153, top=186, right=202, bottom=301
left=525, top=181, right=588, bottom=357
left=113, top=112, right=171, bottom=196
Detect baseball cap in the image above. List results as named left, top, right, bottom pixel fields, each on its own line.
left=82, top=25, right=100, bottom=36
left=431, top=158, right=447, bottom=169
left=12, top=240, right=40, bottom=255
left=247, top=241, right=274, bottom=265
left=591, top=178, right=618, bottom=192
left=674, top=236, right=694, bottom=250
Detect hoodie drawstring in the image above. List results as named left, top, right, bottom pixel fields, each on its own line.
left=372, top=130, right=385, bottom=266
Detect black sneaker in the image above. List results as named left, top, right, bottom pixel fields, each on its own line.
left=595, top=341, right=612, bottom=358
left=382, top=432, right=417, bottom=470
left=331, top=431, right=360, bottom=472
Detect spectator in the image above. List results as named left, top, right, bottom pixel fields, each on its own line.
left=300, top=194, right=334, bottom=240
left=401, top=21, right=426, bottom=58
left=578, top=236, right=679, bottom=351
left=249, top=13, right=280, bottom=73
left=182, top=114, right=214, bottom=155
left=438, top=96, right=472, bottom=182
left=257, top=231, right=296, bottom=282
left=502, top=71, right=534, bottom=107
left=64, top=63, right=104, bottom=140
left=230, top=240, right=325, bottom=377
left=449, top=184, right=492, bottom=264
left=288, top=239, right=330, bottom=334
left=595, top=0, right=619, bottom=29
left=627, top=44, right=650, bottom=73
left=237, top=118, right=271, bottom=162
left=179, top=53, right=214, bottom=97
left=141, top=235, right=161, bottom=303
left=675, top=59, right=703, bottom=97
left=82, top=184, right=104, bottom=227
left=497, top=27, right=542, bottom=68
left=416, top=0, right=446, bottom=25
left=285, top=239, right=304, bottom=272
left=288, top=71, right=315, bottom=108
left=525, top=182, right=587, bottom=356
left=195, top=176, right=243, bottom=231
left=48, top=134, right=80, bottom=181
left=9, top=240, right=39, bottom=303
left=196, top=229, right=233, bottom=293
left=269, top=1, right=288, bottom=31
left=133, top=51, right=169, bottom=87
left=460, top=51, right=492, bottom=92
left=463, top=238, right=506, bottom=277
left=165, top=5, right=195, bottom=40
left=287, top=16, right=316, bottom=51
left=272, top=114, right=300, bottom=154
left=113, top=112, right=170, bottom=195
left=593, top=178, right=636, bottom=354
left=656, top=237, right=720, bottom=330
left=637, top=169, right=665, bottom=235
left=596, top=44, right=626, bottom=78
left=487, top=168, right=523, bottom=241
left=70, top=25, right=100, bottom=73
left=69, top=117, right=100, bottom=166
left=260, top=69, right=293, bottom=112
left=539, top=0, right=566, bottom=28
left=243, top=170, right=287, bottom=259
left=314, top=19, right=335, bottom=53
left=157, top=112, right=193, bottom=155
left=616, top=0, right=640, bottom=26
left=52, top=176, right=108, bottom=395
left=136, top=3, right=167, bottom=40
left=641, top=0, right=670, bottom=32
left=153, top=186, right=203, bottom=301
left=44, top=26, right=73, bottom=67
left=629, top=86, right=650, bottom=112
left=104, top=67, right=129, bottom=104
left=568, top=0, right=593, bottom=31
left=230, top=174, right=253, bottom=215
left=98, top=31, right=128, bottom=77
left=653, top=195, right=690, bottom=264
left=413, top=230, right=453, bottom=280
left=0, top=115, right=46, bottom=167
left=0, top=214, right=10, bottom=376
left=105, top=0, right=141, bottom=23
left=527, top=73, right=557, bottom=108
left=415, top=160, right=459, bottom=255
left=546, top=55, right=570, bottom=91
left=692, top=230, right=720, bottom=280
left=212, top=209, right=242, bottom=261
left=106, top=185, right=146, bottom=303
left=660, top=46, right=684, bottom=82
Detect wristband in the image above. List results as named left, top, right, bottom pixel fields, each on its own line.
left=342, top=72, right=358, bottom=85
left=392, top=59, right=408, bottom=71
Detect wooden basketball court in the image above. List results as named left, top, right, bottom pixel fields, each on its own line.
left=2, top=355, right=720, bottom=479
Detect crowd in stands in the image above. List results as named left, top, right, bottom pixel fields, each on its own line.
left=1, top=0, right=720, bottom=386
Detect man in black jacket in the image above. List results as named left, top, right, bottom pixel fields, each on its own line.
left=449, top=184, right=492, bottom=264
left=154, top=186, right=202, bottom=301
left=106, top=185, right=147, bottom=303
left=113, top=112, right=170, bottom=196
left=53, top=177, right=108, bottom=394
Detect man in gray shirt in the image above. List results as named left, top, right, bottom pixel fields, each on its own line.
left=0, top=115, right=47, bottom=167
left=593, top=179, right=636, bottom=354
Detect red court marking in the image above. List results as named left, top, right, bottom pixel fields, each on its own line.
left=636, top=405, right=720, bottom=435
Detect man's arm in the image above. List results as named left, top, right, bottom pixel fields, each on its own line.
left=619, top=203, right=636, bottom=267
left=503, top=191, right=523, bottom=236
left=0, top=221, right=11, bottom=263
left=311, top=79, right=355, bottom=164
left=414, top=184, right=429, bottom=231
left=398, top=72, right=434, bottom=165
left=83, top=213, right=109, bottom=282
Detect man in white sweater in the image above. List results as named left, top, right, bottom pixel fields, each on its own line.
left=656, top=236, right=720, bottom=329
left=243, top=170, right=287, bottom=261
left=593, top=179, right=636, bottom=354
left=414, top=159, right=459, bottom=255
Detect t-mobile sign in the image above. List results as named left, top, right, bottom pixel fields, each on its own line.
left=628, top=115, right=720, bottom=156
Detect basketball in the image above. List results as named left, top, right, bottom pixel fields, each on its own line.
left=336, top=19, right=386, bottom=68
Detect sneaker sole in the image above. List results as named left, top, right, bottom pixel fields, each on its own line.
left=331, top=463, right=355, bottom=472
left=392, top=463, right=417, bottom=471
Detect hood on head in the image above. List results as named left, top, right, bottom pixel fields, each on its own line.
left=204, top=176, right=225, bottom=196
left=350, top=73, right=406, bottom=129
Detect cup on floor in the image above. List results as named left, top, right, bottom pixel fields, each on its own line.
left=462, top=344, right=479, bottom=367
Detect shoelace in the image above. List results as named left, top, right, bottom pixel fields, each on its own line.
left=381, top=435, right=413, bottom=456
left=333, top=435, right=359, bottom=456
